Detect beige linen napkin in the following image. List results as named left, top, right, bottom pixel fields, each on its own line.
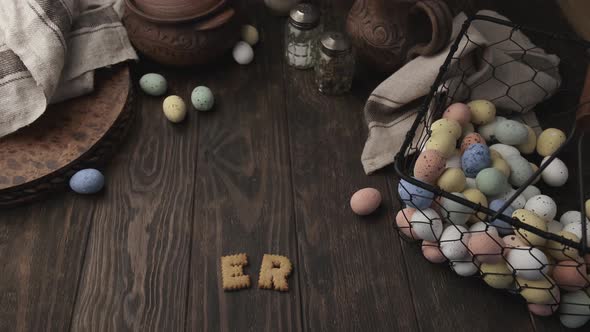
left=361, top=10, right=561, bottom=174
left=0, top=0, right=137, bottom=138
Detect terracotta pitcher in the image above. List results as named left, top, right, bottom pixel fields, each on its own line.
left=346, top=0, right=453, bottom=73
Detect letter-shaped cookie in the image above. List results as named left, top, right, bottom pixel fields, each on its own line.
left=258, top=254, right=292, bottom=291
left=221, top=253, right=251, bottom=291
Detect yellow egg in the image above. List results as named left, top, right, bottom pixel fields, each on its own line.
left=481, top=261, right=515, bottom=289
left=546, top=230, right=581, bottom=262
left=492, top=158, right=511, bottom=178
left=512, top=209, right=548, bottom=247
left=536, top=128, right=566, bottom=157
left=518, top=277, right=559, bottom=304
left=162, top=95, right=187, bottom=123
left=425, top=134, right=456, bottom=158
left=430, top=118, right=462, bottom=140
left=586, top=199, right=590, bottom=219
left=437, top=167, right=466, bottom=192
left=490, top=149, right=503, bottom=161
left=516, top=125, right=537, bottom=154
left=467, top=100, right=496, bottom=125
left=462, top=188, right=488, bottom=223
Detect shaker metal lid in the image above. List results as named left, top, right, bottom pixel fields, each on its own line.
left=289, top=3, right=320, bottom=29
left=320, top=32, right=351, bottom=54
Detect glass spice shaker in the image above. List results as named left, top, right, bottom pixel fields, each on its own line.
left=315, top=32, right=355, bottom=95
left=285, top=3, right=321, bottom=69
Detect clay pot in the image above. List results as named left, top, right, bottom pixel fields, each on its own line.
left=346, top=0, right=453, bottom=73
left=133, top=0, right=227, bottom=22
left=123, top=0, right=239, bottom=66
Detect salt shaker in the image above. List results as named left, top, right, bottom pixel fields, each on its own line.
left=315, top=32, right=355, bottom=94
left=285, top=4, right=321, bottom=70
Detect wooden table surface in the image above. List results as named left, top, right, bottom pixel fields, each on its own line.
left=0, top=0, right=587, bottom=331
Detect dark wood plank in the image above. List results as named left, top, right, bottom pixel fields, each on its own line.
left=69, top=70, right=197, bottom=331
left=186, top=1, right=303, bottom=331
left=0, top=197, right=94, bottom=332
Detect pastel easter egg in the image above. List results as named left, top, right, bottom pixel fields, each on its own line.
left=437, top=168, right=466, bottom=193
left=410, top=208, right=443, bottom=241
left=69, top=169, right=105, bottom=194
left=431, top=118, right=462, bottom=140
left=541, top=156, right=568, bottom=187
left=547, top=219, right=563, bottom=234
left=350, top=188, right=382, bottom=216
left=476, top=168, right=508, bottom=196
left=481, top=261, right=515, bottom=289
left=395, top=208, right=417, bottom=239
left=461, top=122, right=475, bottom=139
left=506, top=246, right=549, bottom=280
left=563, top=222, right=590, bottom=246
left=461, top=143, right=491, bottom=178
left=241, top=24, right=259, bottom=45
left=552, top=260, right=590, bottom=291
left=524, top=195, right=557, bottom=221
left=518, top=277, right=560, bottom=305
left=460, top=133, right=486, bottom=154
left=398, top=178, right=434, bottom=209
left=445, top=150, right=462, bottom=168
left=450, top=259, right=480, bottom=277
left=546, top=230, right=581, bottom=262
left=439, top=225, right=470, bottom=260
left=537, top=128, right=566, bottom=157
left=490, top=143, right=520, bottom=160
left=491, top=187, right=526, bottom=209
left=233, top=41, right=254, bottom=65
left=512, top=209, right=548, bottom=247
left=425, top=134, right=456, bottom=158
left=560, top=290, right=590, bottom=328
left=521, top=185, right=541, bottom=201
left=162, top=95, right=187, bottom=123
left=490, top=149, right=503, bottom=160
left=191, top=86, right=215, bottom=111
left=440, top=192, right=473, bottom=225
left=462, top=188, right=488, bottom=222
left=465, top=177, right=477, bottom=189
left=502, top=234, right=526, bottom=256
left=413, top=149, right=446, bottom=184
left=560, top=210, right=589, bottom=226
left=516, top=125, right=537, bottom=154
left=467, top=100, right=496, bottom=125
left=492, top=157, right=511, bottom=178
left=467, top=227, right=504, bottom=263
left=506, top=155, right=534, bottom=187
left=477, top=116, right=506, bottom=141
left=443, top=103, right=471, bottom=125
left=489, top=199, right=515, bottom=235
left=528, top=301, right=559, bottom=317
left=422, top=241, right=447, bottom=263
left=139, top=73, right=167, bottom=96
left=494, top=120, right=529, bottom=145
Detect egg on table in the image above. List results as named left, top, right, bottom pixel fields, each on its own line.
left=541, top=156, right=568, bottom=187
left=524, top=195, right=557, bottom=221
left=241, top=24, right=259, bottom=45
left=467, top=100, right=496, bottom=125
left=191, top=86, right=215, bottom=111
left=537, top=128, right=567, bottom=157
left=162, top=95, right=187, bottom=123
left=233, top=41, right=254, bottom=65
left=350, top=188, right=382, bottom=216
left=461, top=143, right=492, bottom=178
left=398, top=178, right=434, bottom=209
left=494, top=120, right=529, bottom=145
left=70, top=169, right=105, bottom=194
left=413, top=149, right=447, bottom=184
left=139, top=73, right=167, bottom=96
left=410, top=208, right=444, bottom=241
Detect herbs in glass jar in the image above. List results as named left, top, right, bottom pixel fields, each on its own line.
left=315, top=32, right=355, bottom=95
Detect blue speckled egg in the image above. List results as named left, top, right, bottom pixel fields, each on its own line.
left=398, top=178, right=434, bottom=209
left=489, top=199, right=515, bottom=235
left=139, top=73, right=167, bottom=96
left=461, top=143, right=491, bottom=178
left=191, top=86, right=215, bottom=111
left=69, top=169, right=104, bottom=194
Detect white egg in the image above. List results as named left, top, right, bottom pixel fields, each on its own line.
left=560, top=290, right=590, bottom=328
left=440, top=193, right=473, bottom=225
left=410, top=208, right=443, bottom=241
left=491, top=188, right=526, bottom=209
left=547, top=220, right=563, bottom=234
left=450, top=259, right=480, bottom=276
left=469, top=221, right=499, bottom=235
left=490, top=143, right=520, bottom=160
left=541, top=156, right=568, bottom=187
left=521, top=185, right=541, bottom=201
left=477, top=116, right=506, bottom=142
left=439, top=225, right=470, bottom=260
left=560, top=210, right=589, bottom=225
left=465, top=177, right=477, bottom=189
left=445, top=153, right=462, bottom=168
left=233, top=41, right=254, bottom=65
left=524, top=195, right=557, bottom=221
left=562, top=222, right=590, bottom=246
left=506, top=247, right=549, bottom=280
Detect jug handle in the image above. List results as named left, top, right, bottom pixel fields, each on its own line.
left=406, top=0, right=453, bottom=60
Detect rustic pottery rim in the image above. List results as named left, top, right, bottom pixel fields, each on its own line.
left=124, top=0, right=227, bottom=24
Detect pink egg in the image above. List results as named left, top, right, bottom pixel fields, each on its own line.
left=422, top=240, right=447, bottom=263
left=350, top=188, right=382, bottom=216
left=552, top=260, right=590, bottom=291
left=468, top=232, right=504, bottom=263
left=396, top=208, right=417, bottom=239
left=528, top=292, right=560, bottom=316
left=460, top=133, right=486, bottom=154
left=443, top=103, right=472, bottom=126
left=414, top=149, right=447, bottom=184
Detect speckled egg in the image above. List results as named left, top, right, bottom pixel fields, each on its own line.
left=440, top=192, right=474, bottom=225
left=439, top=225, right=470, bottom=260
left=490, top=143, right=520, bottom=160
left=541, top=156, right=568, bottom=187
left=506, top=246, right=549, bottom=280
left=467, top=100, right=496, bottom=125
left=477, top=116, right=506, bottom=142
left=69, top=168, right=105, bottom=194
left=462, top=188, right=488, bottom=222
left=233, top=41, right=254, bottom=65
left=505, top=155, right=534, bottom=187
left=398, top=178, right=434, bottom=209
left=516, top=125, right=537, bottom=154
left=524, top=195, right=557, bottom=221
left=512, top=209, right=548, bottom=246
left=395, top=208, right=417, bottom=239
left=437, top=168, right=466, bottom=192
left=502, top=234, right=526, bottom=255
left=162, top=95, right=187, bottom=123
left=422, top=241, right=447, bottom=263
left=489, top=199, right=515, bottom=235
left=492, top=188, right=527, bottom=209
left=414, top=149, right=446, bottom=184
left=410, top=208, right=443, bottom=241
left=460, top=133, right=486, bottom=154
left=560, top=290, right=590, bottom=328
left=191, top=86, right=214, bottom=111
left=425, top=133, right=456, bottom=158
left=494, top=120, right=529, bottom=145
left=560, top=210, right=589, bottom=225
left=476, top=168, right=508, bottom=196
left=461, top=122, right=475, bottom=139
left=522, top=185, right=541, bottom=201
left=481, top=261, right=515, bottom=289
left=350, top=188, right=382, bottom=216
left=431, top=118, right=462, bottom=140
left=518, top=277, right=560, bottom=305
left=537, top=128, right=566, bottom=157
left=241, top=24, right=259, bottom=45
left=443, top=103, right=471, bottom=125
left=139, top=73, right=167, bottom=96
left=546, top=230, right=580, bottom=261
left=563, top=222, right=590, bottom=246
left=461, top=143, right=491, bottom=178
left=491, top=157, right=511, bottom=178
left=552, top=260, right=589, bottom=291
left=468, top=227, right=504, bottom=263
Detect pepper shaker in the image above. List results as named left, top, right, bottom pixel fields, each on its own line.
left=315, top=32, right=355, bottom=94
left=284, top=4, right=321, bottom=70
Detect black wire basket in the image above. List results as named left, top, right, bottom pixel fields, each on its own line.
left=393, top=14, right=590, bottom=327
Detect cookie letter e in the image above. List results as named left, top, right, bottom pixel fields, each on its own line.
left=221, top=253, right=251, bottom=291
left=258, top=254, right=292, bottom=292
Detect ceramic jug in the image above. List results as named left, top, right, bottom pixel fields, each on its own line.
left=346, top=0, right=453, bottom=73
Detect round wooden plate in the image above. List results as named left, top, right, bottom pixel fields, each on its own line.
left=0, top=65, right=134, bottom=207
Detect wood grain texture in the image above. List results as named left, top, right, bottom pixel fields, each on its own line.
left=186, top=1, right=302, bottom=331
